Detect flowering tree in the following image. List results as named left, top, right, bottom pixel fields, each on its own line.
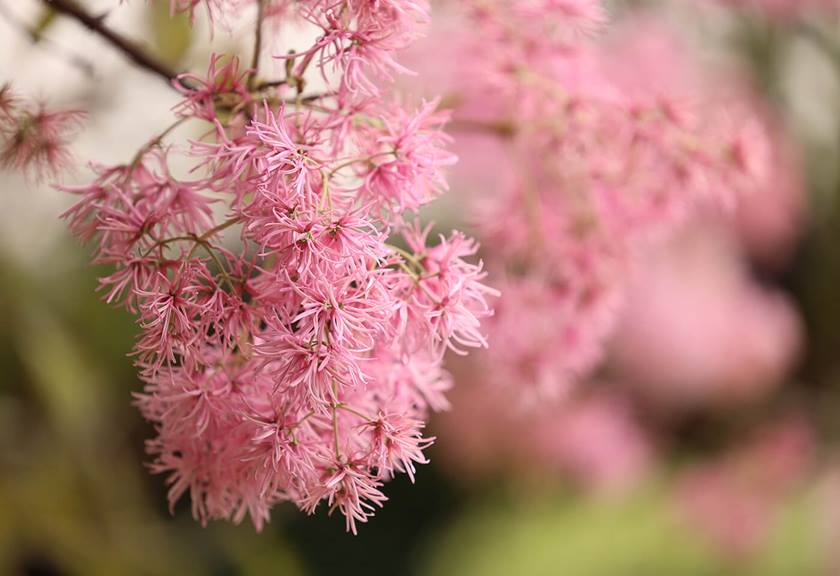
left=2, top=0, right=829, bottom=544
left=2, top=0, right=497, bottom=533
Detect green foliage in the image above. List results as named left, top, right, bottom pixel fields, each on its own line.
left=420, top=486, right=823, bottom=576
left=0, top=245, right=304, bottom=576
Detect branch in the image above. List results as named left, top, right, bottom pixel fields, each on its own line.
left=0, top=1, right=95, bottom=78
left=449, top=118, right=517, bottom=137
left=43, top=0, right=187, bottom=88
left=248, top=0, right=265, bottom=89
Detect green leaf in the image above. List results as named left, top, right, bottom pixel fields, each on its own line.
left=147, top=2, right=193, bottom=66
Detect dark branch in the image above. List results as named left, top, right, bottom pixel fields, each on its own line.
left=249, top=0, right=265, bottom=89
left=43, top=0, right=187, bottom=88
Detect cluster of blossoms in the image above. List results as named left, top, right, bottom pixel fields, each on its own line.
left=0, top=83, right=83, bottom=181
left=611, top=219, right=803, bottom=412
left=419, top=4, right=810, bottom=560
left=62, top=1, right=495, bottom=533
left=424, top=2, right=774, bottom=399
left=436, top=380, right=653, bottom=493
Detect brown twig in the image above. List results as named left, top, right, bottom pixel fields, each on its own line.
left=43, top=0, right=187, bottom=88
left=0, top=1, right=95, bottom=77
left=449, top=118, right=517, bottom=137
left=248, top=0, right=265, bottom=90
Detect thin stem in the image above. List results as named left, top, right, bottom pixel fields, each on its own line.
left=389, top=254, right=440, bottom=302
left=43, top=0, right=186, bottom=88
left=142, top=233, right=237, bottom=291
left=336, top=404, right=374, bottom=422
left=255, top=78, right=288, bottom=90
left=141, top=234, right=194, bottom=258
left=181, top=215, right=241, bottom=274
left=449, top=117, right=516, bottom=137
left=384, top=243, right=423, bottom=268
left=198, top=216, right=242, bottom=241
left=331, top=380, right=341, bottom=458
left=291, top=410, right=316, bottom=432
left=126, top=116, right=189, bottom=174
left=318, top=170, right=333, bottom=211
left=327, top=150, right=394, bottom=178
left=249, top=0, right=265, bottom=90
left=195, top=239, right=237, bottom=291
left=287, top=410, right=316, bottom=444
left=293, top=49, right=318, bottom=95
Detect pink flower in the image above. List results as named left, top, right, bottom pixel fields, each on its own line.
left=610, top=221, right=803, bottom=411
left=0, top=83, right=17, bottom=122
left=359, top=100, right=457, bottom=213
left=1, top=102, right=84, bottom=180
left=361, top=412, right=434, bottom=482
left=303, top=456, right=389, bottom=535
left=174, top=54, right=252, bottom=121
left=435, top=378, right=653, bottom=492
left=400, top=225, right=499, bottom=355
left=529, top=392, right=653, bottom=492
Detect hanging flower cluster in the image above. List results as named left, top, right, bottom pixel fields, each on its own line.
left=63, top=1, right=495, bottom=533
left=437, top=3, right=773, bottom=399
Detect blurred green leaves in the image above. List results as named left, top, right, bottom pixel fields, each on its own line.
left=0, top=246, right=304, bottom=576
left=419, top=486, right=823, bottom=576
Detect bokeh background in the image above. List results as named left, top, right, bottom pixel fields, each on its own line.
left=2, top=0, right=840, bottom=574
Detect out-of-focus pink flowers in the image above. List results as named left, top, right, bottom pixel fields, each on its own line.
left=64, top=0, right=496, bottom=534
left=0, top=84, right=83, bottom=181
left=527, top=391, right=653, bottom=492
left=610, top=221, right=803, bottom=411
left=675, top=417, right=814, bottom=558
left=420, top=6, right=780, bottom=400
left=408, top=4, right=810, bottom=517
left=732, top=111, right=807, bottom=269
left=436, top=379, right=653, bottom=493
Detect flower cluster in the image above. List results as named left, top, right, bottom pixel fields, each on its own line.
left=0, top=83, right=83, bottom=181
left=611, top=220, right=803, bottom=412
left=64, top=1, right=495, bottom=533
left=436, top=381, right=653, bottom=493
left=432, top=4, right=773, bottom=399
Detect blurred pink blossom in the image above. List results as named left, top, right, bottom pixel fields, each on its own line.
left=731, top=107, right=807, bottom=268
left=610, top=221, right=803, bottom=412
left=0, top=85, right=84, bottom=181
left=436, top=379, right=653, bottom=493
left=420, top=9, right=779, bottom=402
left=675, top=417, right=814, bottom=558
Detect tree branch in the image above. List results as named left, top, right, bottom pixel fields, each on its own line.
left=248, top=0, right=265, bottom=89
left=43, top=0, right=187, bottom=88
left=0, top=1, right=95, bottom=78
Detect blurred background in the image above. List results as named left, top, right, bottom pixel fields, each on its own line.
left=2, top=0, right=840, bottom=574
